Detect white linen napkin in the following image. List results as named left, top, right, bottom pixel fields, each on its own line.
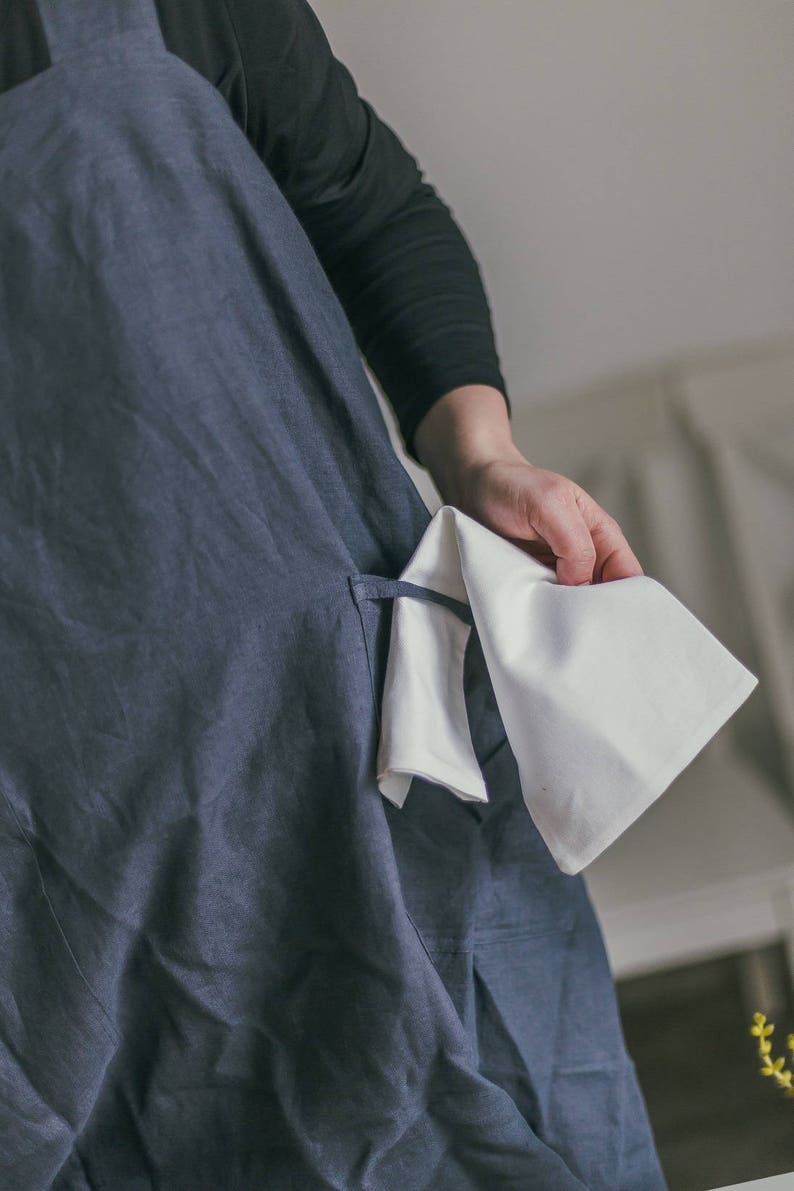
left=377, top=504, right=759, bottom=875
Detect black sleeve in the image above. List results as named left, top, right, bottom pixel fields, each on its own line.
left=226, top=0, right=511, bottom=463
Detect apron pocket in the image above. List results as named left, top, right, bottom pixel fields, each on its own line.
left=347, top=571, right=473, bottom=729
left=347, top=574, right=397, bottom=729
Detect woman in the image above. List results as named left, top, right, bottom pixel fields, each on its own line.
left=0, top=1, right=664, bottom=1188
left=3, top=0, right=642, bottom=586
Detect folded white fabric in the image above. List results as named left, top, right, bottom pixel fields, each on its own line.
left=377, top=504, right=759, bottom=875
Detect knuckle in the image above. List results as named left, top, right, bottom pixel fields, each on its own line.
left=548, top=474, right=574, bottom=499
left=539, top=481, right=574, bottom=514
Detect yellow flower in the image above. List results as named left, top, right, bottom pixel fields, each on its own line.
left=751, top=1011, right=794, bottom=1100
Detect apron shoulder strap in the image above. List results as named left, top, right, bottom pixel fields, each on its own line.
left=37, top=0, right=164, bottom=65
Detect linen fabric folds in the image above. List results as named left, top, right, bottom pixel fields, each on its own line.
left=375, top=505, right=759, bottom=875
left=0, top=1, right=668, bottom=1187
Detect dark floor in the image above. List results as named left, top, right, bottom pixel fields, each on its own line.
left=617, top=944, right=794, bottom=1191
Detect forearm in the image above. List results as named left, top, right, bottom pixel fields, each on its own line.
left=318, top=188, right=510, bottom=464
left=413, top=383, right=524, bottom=505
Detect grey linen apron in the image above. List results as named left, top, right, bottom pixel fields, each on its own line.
left=0, top=1, right=668, bottom=1187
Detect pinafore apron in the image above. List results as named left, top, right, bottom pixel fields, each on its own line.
left=0, top=2, right=668, bottom=1187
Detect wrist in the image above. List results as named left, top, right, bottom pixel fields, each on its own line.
left=413, top=384, right=524, bottom=504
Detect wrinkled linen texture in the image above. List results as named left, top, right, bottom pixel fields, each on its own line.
left=0, top=1, right=668, bottom=1187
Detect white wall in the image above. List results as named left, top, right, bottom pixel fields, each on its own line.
left=312, top=0, right=794, bottom=424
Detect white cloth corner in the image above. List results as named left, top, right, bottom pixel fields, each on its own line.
left=377, top=504, right=759, bottom=876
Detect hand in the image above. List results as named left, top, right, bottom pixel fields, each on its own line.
left=413, top=384, right=644, bottom=586
left=448, top=451, right=644, bottom=586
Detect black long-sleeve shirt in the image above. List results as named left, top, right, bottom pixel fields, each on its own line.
left=1, top=0, right=511, bottom=462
